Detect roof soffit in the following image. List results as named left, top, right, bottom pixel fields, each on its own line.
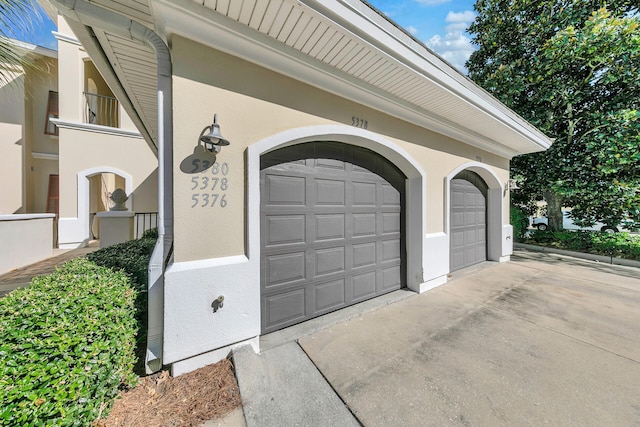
left=151, top=0, right=550, bottom=157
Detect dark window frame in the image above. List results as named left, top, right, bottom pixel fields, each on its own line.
left=44, top=90, right=59, bottom=136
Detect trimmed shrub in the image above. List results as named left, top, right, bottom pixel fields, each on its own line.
left=87, top=231, right=157, bottom=288
left=520, top=230, right=640, bottom=260
left=0, top=258, right=138, bottom=425
left=510, top=206, right=530, bottom=240
left=87, top=232, right=157, bottom=374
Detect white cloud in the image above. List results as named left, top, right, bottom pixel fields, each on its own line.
left=406, top=25, right=419, bottom=35
left=425, top=10, right=477, bottom=73
left=445, top=22, right=469, bottom=33
left=445, top=10, right=476, bottom=23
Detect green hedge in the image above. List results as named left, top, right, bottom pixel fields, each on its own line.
left=0, top=259, right=138, bottom=425
left=519, top=230, right=640, bottom=260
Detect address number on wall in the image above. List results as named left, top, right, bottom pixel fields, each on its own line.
left=190, top=162, right=229, bottom=208
left=351, top=116, right=368, bottom=129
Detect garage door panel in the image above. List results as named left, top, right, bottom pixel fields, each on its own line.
left=316, top=179, right=345, bottom=205
left=353, top=213, right=377, bottom=237
left=265, top=215, right=306, bottom=246
left=382, top=239, right=401, bottom=262
left=382, top=266, right=402, bottom=290
left=315, top=247, right=346, bottom=277
left=265, top=175, right=306, bottom=206
left=315, top=214, right=345, bottom=241
left=353, top=272, right=377, bottom=300
left=314, top=279, right=346, bottom=312
left=266, top=252, right=306, bottom=287
left=382, top=212, right=401, bottom=234
left=353, top=181, right=377, bottom=205
left=382, top=183, right=401, bottom=206
left=264, top=289, right=307, bottom=328
left=315, top=157, right=345, bottom=170
left=261, top=142, right=405, bottom=333
left=353, top=242, right=376, bottom=268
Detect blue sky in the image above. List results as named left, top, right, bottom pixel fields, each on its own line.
left=18, top=1, right=477, bottom=71
left=367, top=0, right=477, bottom=71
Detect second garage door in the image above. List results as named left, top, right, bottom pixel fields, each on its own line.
left=450, top=170, right=488, bottom=272
left=260, top=142, right=405, bottom=333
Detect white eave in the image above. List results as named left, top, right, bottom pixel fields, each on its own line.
left=48, top=0, right=552, bottom=158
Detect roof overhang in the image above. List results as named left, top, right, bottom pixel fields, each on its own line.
left=44, top=0, right=553, bottom=158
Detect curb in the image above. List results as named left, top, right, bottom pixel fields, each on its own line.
left=514, top=243, right=640, bottom=268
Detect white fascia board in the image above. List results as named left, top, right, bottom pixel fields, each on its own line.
left=152, top=0, right=524, bottom=158
left=306, top=0, right=551, bottom=150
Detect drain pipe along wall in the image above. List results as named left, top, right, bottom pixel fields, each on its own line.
left=48, top=0, right=173, bottom=374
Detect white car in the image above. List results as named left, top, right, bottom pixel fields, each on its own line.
left=531, top=210, right=619, bottom=233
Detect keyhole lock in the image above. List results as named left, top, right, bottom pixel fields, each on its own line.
left=211, top=295, right=224, bottom=313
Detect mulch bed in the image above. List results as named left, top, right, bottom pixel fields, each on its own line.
left=98, top=358, right=241, bottom=426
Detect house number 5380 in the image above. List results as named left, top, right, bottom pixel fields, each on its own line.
left=190, top=162, right=229, bottom=208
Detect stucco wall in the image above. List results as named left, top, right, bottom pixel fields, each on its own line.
left=0, top=72, right=25, bottom=214
left=57, top=128, right=158, bottom=246
left=171, top=36, right=509, bottom=263
left=0, top=214, right=54, bottom=275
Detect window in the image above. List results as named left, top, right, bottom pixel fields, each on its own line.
left=44, top=91, right=59, bottom=136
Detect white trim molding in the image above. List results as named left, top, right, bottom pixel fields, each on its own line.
left=52, top=31, right=82, bottom=46
left=50, top=119, right=144, bottom=139
left=32, top=152, right=59, bottom=161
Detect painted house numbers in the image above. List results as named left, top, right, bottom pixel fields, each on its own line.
left=190, top=162, right=229, bottom=208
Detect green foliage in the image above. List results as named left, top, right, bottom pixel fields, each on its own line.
left=510, top=205, right=529, bottom=239
left=520, top=230, right=640, bottom=260
left=87, top=231, right=157, bottom=288
left=468, top=2, right=640, bottom=230
left=87, top=231, right=157, bottom=373
left=0, top=258, right=138, bottom=425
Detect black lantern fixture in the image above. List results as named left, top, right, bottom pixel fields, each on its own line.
left=199, top=114, right=230, bottom=153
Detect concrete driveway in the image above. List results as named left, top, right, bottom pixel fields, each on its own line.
left=298, top=251, right=640, bottom=426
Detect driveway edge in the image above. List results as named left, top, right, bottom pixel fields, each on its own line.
left=514, top=243, right=640, bottom=268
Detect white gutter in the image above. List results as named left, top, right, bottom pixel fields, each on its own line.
left=48, top=0, right=173, bottom=374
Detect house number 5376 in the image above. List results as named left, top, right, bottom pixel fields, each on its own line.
left=190, top=162, right=229, bottom=208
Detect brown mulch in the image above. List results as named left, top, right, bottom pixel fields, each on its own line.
left=98, top=358, right=241, bottom=427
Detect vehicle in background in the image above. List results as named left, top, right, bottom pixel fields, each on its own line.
left=530, top=209, right=620, bottom=233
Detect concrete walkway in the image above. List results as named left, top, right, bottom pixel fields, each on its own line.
left=0, top=242, right=100, bottom=297
left=235, top=250, right=640, bottom=426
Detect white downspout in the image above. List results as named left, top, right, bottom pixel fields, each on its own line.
left=49, top=0, right=172, bottom=373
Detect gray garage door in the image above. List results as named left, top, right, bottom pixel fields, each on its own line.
left=450, top=170, right=488, bottom=272
left=260, top=142, right=405, bottom=333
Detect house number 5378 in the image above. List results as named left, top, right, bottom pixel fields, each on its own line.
left=351, top=116, right=368, bottom=129
left=190, top=162, right=229, bottom=208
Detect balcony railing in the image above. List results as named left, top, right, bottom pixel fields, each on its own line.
left=84, top=92, right=119, bottom=128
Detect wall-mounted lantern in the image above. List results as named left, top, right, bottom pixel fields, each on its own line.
left=199, top=114, right=230, bottom=153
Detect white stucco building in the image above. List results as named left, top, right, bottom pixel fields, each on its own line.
left=42, top=0, right=552, bottom=375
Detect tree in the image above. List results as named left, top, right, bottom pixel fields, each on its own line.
left=467, top=1, right=640, bottom=230
left=0, top=0, right=42, bottom=85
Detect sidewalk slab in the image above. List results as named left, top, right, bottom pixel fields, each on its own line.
left=233, top=342, right=359, bottom=427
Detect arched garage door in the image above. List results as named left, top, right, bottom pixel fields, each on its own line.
left=260, top=142, right=405, bottom=333
left=450, top=170, right=488, bottom=272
